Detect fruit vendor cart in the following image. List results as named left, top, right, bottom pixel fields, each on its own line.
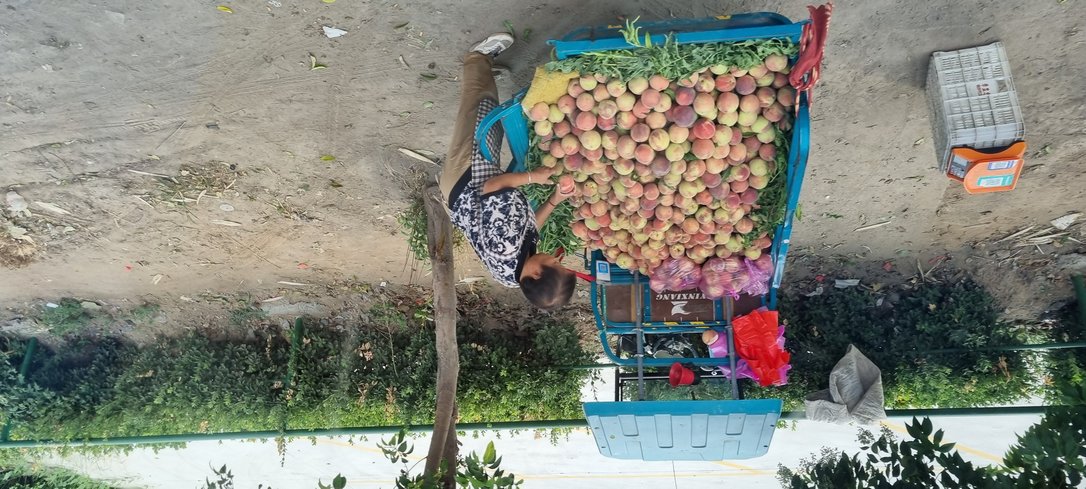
left=474, top=7, right=829, bottom=461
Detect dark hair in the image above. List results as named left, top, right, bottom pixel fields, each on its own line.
left=520, top=264, right=576, bottom=310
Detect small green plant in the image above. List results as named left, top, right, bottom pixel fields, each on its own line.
left=380, top=430, right=522, bottom=488
left=201, top=464, right=345, bottom=489
left=38, top=298, right=92, bottom=335
left=129, top=303, right=160, bottom=323
left=230, top=303, right=266, bottom=327
left=397, top=195, right=464, bottom=262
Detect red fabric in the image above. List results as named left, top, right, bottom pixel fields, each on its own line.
left=789, top=3, right=833, bottom=99
left=732, top=309, right=791, bottom=387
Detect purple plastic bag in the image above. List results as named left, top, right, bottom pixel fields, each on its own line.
left=738, top=257, right=773, bottom=296
left=650, top=257, right=702, bottom=292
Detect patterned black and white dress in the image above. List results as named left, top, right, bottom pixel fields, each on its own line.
left=449, top=98, right=538, bottom=288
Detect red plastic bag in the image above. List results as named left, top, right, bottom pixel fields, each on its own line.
left=731, top=308, right=791, bottom=387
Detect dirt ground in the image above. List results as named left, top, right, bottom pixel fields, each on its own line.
left=2, top=0, right=1084, bottom=324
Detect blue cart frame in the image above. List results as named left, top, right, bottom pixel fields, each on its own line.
left=474, top=12, right=813, bottom=461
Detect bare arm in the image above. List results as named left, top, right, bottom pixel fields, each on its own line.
left=481, top=167, right=554, bottom=195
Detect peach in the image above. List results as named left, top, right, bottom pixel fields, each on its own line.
left=615, top=111, right=638, bottom=130
left=735, top=75, right=756, bottom=95
left=701, top=172, right=723, bottom=189
left=643, top=183, right=660, bottom=200
left=694, top=74, right=715, bottom=93
left=693, top=93, right=717, bottom=118
left=617, top=135, right=637, bottom=159
left=553, top=120, right=571, bottom=138
left=541, top=154, right=559, bottom=168
left=691, top=118, right=716, bottom=140
left=568, top=79, right=585, bottom=97
left=546, top=105, right=563, bottom=124
left=648, top=75, right=669, bottom=91
left=717, top=111, right=738, bottom=127
left=712, top=126, right=733, bottom=146
left=729, top=66, right=748, bottom=77
left=676, top=72, right=699, bottom=88
left=763, top=102, right=786, bottom=123
left=606, top=79, right=627, bottom=98
left=600, top=131, right=620, bottom=150
left=751, top=116, right=770, bottom=134
left=652, top=94, right=672, bottom=113
left=630, top=123, right=651, bottom=143
left=576, top=93, right=596, bottom=112
left=727, top=143, right=747, bottom=163
left=724, top=193, right=741, bottom=209
left=557, top=95, right=577, bottom=115
left=582, top=147, right=604, bottom=161
left=640, top=88, right=662, bottom=109
left=682, top=217, right=701, bottom=234
left=685, top=159, right=706, bottom=181
left=739, top=188, right=759, bottom=205
left=612, top=158, right=635, bottom=176
left=765, top=54, right=788, bottom=72
left=645, top=111, right=667, bottom=129
left=604, top=148, right=619, bottom=161
left=560, top=135, right=581, bottom=158
left=756, top=87, right=776, bottom=108
left=579, top=75, right=599, bottom=91
left=628, top=182, right=644, bottom=199
left=748, top=174, right=769, bottom=189
left=549, top=143, right=567, bottom=159
left=748, top=63, right=768, bottom=78
left=669, top=105, right=697, bottom=128
left=756, top=73, right=775, bottom=87
left=777, top=86, right=796, bottom=107
left=713, top=144, right=731, bottom=160
left=691, top=139, right=714, bottom=159
left=739, top=94, right=760, bottom=113
left=597, top=100, right=619, bottom=119
left=534, top=120, right=553, bottom=137
left=615, top=92, right=636, bottom=112
left=575, top=111, right=598, bottom=131
left=708, top=183, right=729, bottom=200
left=675, top=87, right=696, bottom=106
left=634, top=162, right=654, bottom=180
left=651, top=204, right=668, bottom=221
left=735, top=217, right=754, bottom=234
left=715, top=74, right=736, bottom=92
left=664, top=142, right=686, bottom=162
left=716, top=92, right=739, bottom=113
left=705, top=157, right=727, bottom=174
left=648, top=128, right=671, bottom=151
left=773, top=73, right=789, bottom=89
left=709, top=64, right=729, bottom=75
left=668, top=125, right=690, bottom=144
left=743, top=136, right=761, bottom=155
left=597, top=116, right=616, bottom=131
left=754, top=144, right=774, bottom=162
left=631, top=100, right=652, bottom=119
left=737, top=110, right=758, bottom=127
left=627, top=77, right=649, bottom=95
left=730, top=179, right=749, bottom=193
left=527, top=102, right=549, bottom=122
left=634, top=144, right=655, bottom=164
left=695, top=190, right=714, bottom=206
left=651, top=155, right=672, bottom=177
left=593, top=84, right=610, bottom=102
left=757, top=125, right=776, bottom=144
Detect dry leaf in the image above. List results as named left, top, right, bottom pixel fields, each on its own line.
left=217, top=5, right=233, bottom=13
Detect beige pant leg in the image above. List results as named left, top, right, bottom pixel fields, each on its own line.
left=439, top=53, right=498, bottom=203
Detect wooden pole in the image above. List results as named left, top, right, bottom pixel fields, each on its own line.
left=421, top=185, right=460, bottom=482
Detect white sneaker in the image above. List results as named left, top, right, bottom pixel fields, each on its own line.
left=471, top=33, right=514, bottom=57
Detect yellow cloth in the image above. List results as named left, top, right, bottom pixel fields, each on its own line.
left=520, top=67, right=579, bottom=111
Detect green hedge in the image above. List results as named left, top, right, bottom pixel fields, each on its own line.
left=746, top=280, right=1037, bottom=409
left=0, top=305, right=592, bottom=442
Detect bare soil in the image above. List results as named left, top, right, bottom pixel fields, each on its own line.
left=2, top=0, right=1084, bottom=326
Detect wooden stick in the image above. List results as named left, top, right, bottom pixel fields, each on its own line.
left=422, top=184, right=460, bottom=479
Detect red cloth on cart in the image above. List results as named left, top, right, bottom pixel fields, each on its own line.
left=732, top=309, right=791, bottom=387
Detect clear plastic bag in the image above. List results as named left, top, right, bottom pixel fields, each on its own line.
left=738, top=257, right=773, bottom=297
left=699, top=258, right=740, bottom=299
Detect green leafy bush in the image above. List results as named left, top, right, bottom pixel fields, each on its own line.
left=750, top=280, right=1036, bottom=410
left=1, top=302, right=592, bottom=442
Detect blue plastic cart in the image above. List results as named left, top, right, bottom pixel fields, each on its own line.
left=475, top=12, right=816, bottom=461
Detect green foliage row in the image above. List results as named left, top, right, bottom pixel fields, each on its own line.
left=746, top=280, right=1037, bottom=410
left=0, top=451, right=113, bottom=489
left=781, top=384, right=1086, bottom=488
left=0, top=304, right=592, bottom=442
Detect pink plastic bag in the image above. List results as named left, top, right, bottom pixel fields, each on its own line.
left=738, top=257, right=773, bottom=297
left=650, top=257, right=702, bottom=292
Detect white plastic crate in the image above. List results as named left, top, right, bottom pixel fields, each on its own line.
left=926, top=42, right=1025, bottom=172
